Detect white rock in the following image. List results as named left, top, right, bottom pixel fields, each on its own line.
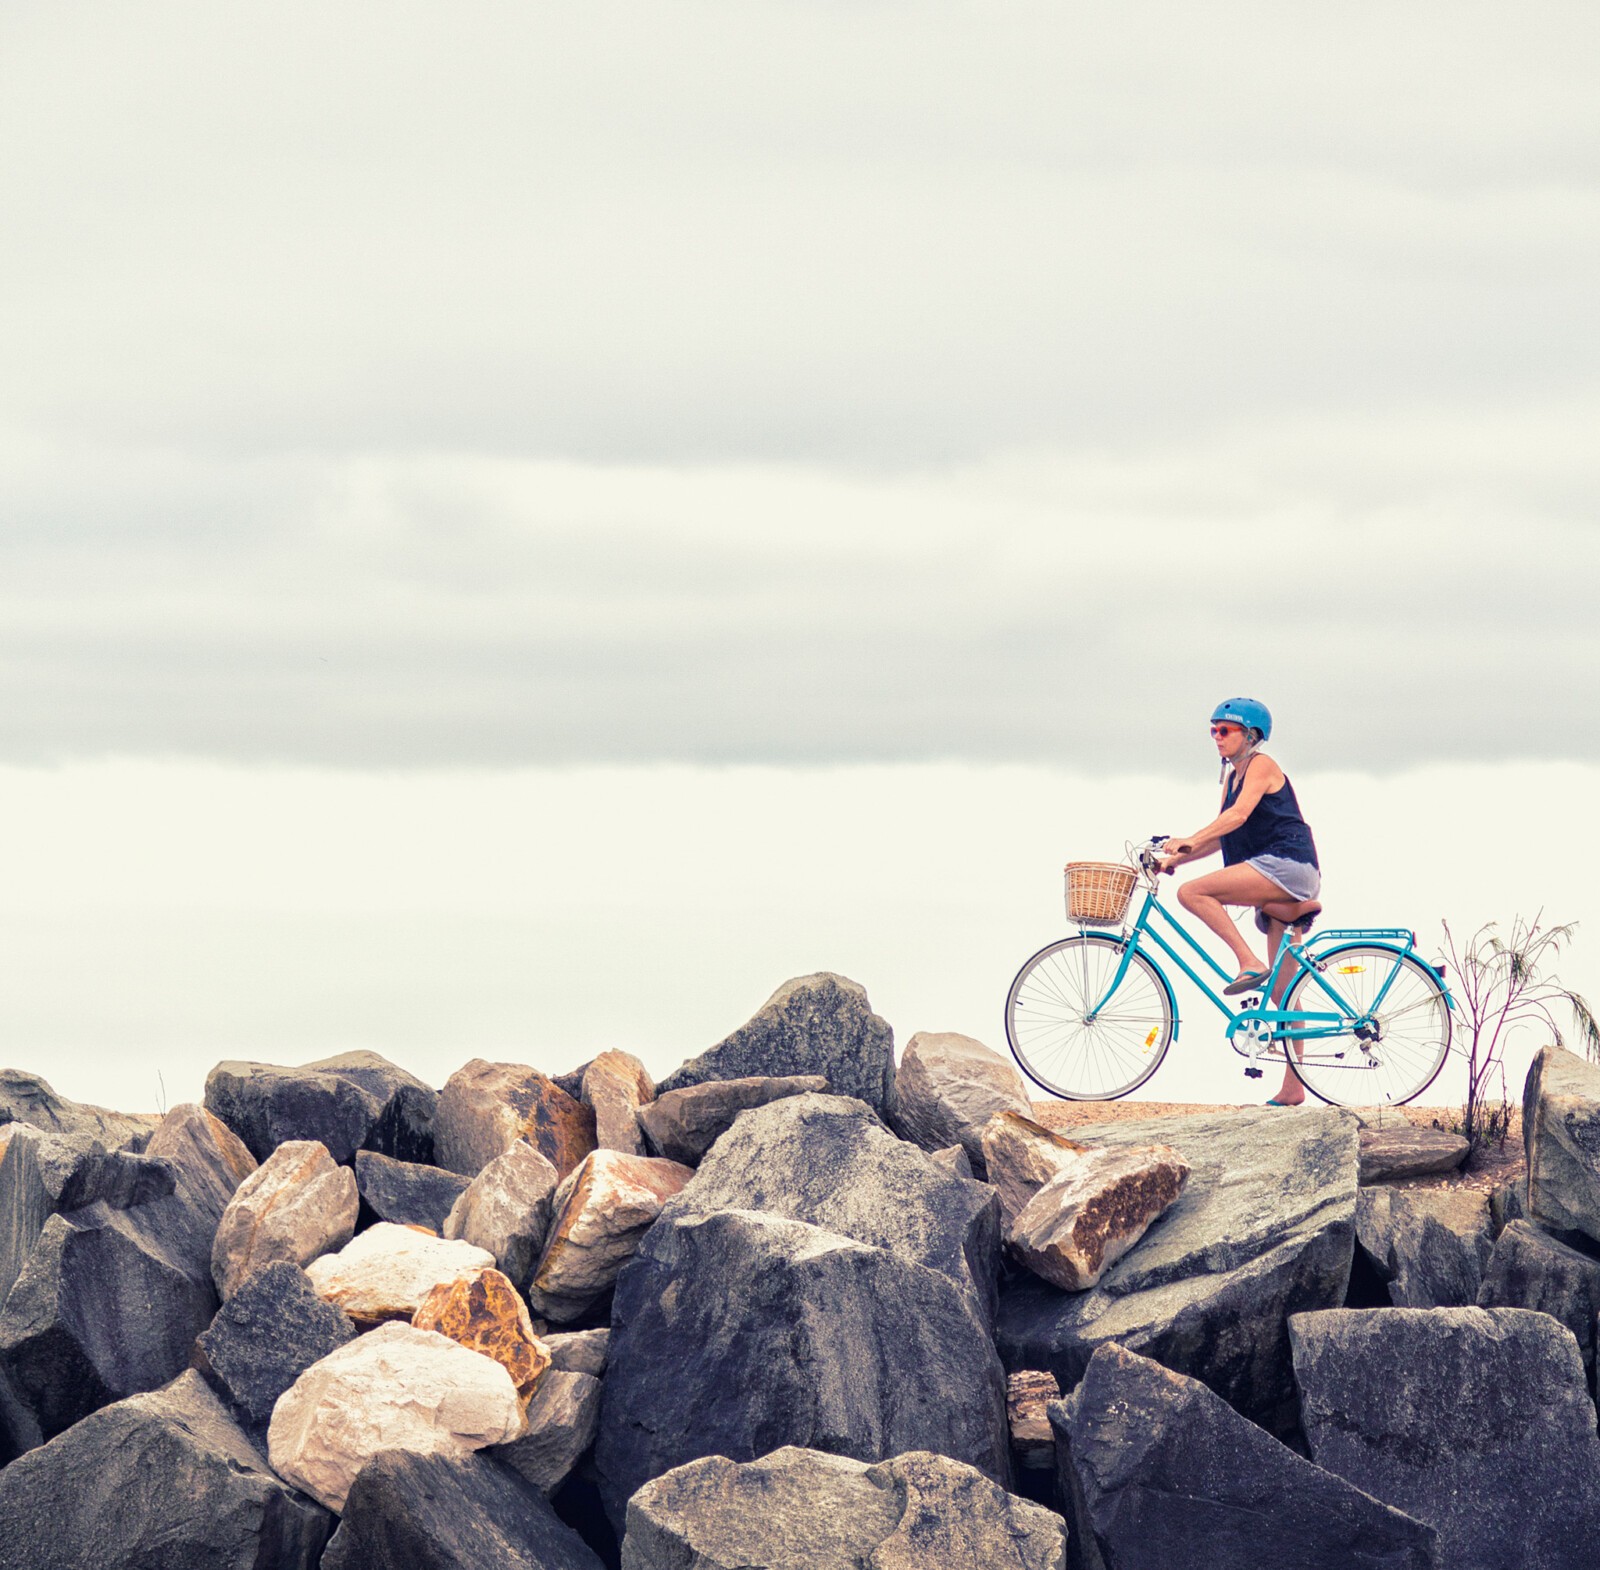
left=889, top=1031, right=1031, bottom=1175
left=305, top=1221, right=494, bottom=1325
left=211, top=1139, right=358, bottom=1300
left=267, top=1320, right=526, bottom=1512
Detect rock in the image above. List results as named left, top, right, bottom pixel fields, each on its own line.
left=192, top=1260, right=357, bottom=1437
left=528, top=1149, right=694, bottom=1323
left=1291, top=1306, right=1600, bottom=1570
left=211, top=1139, right=359, bottom=1300
left=635, top=1073, right=827, bottom=1164
left=442, top=1139, right=560, bottom=1291
left=145, top=1103, right=258, bottom=1233
left=546, top=1327, right=608, bottom=1376
left=996, top=1107, right=1359, bottom=1436
left=1355, top=1187, right=1492, bottom=1307
left=494, top=1369, right=603, bottom=1495
left=580, top=1050, right=654, bottom=1157
left=435, top=1059, right=597, bottom=1180
left=1055, top=1342, right=1438, bottom=1569
left=622, top=1446, right=1066, bottom=1570
left=0, top=1369, right=331, bottom=1570
left=981, top=1111, right=1188, bottom=1292
left=305, top=1220, right=494, bottom=1325
left=931, top=1143, right=974, bottom=1177
left=321, top=1448, right=604, bottom=1570
left=267, top=1320, right=528, bottom=1512
left=352, top=1150, right=469, bottom=1232
left=887, top=1031, right=1032, bottom=1175
left=0, top=1203, right=218, bottom=1451
left=303, top=1050, right=437, bottom=1163
left=1489, top=1176, right=1526, bottom=1236
left=1007, top=1370, right=1060, bottom=1472
left=414, top=1266, right=551, bottom=1405
left=204, top=1060, right=383, bottom=1165
left=0, top=1068, right=157, bottom=1150
left=655, top=973, right=896, bottom=1117
left=594, top=1207, right=1011, bottom=1530
left=1524, top=1044, right=1600, bottom=1246
left=1358, top=1125, right=1469, bottom=1182
left=665, top=1092, right=1001, bottom=1324
left=1477, top=1219, right=1600, bottom=1374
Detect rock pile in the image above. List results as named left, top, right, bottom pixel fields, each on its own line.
left=6, top=989, right=1600, bottom=1568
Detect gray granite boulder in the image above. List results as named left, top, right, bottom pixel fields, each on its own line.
left=1477, top=1218, right=1600, bottom=1375
left=663, top=1092, right=1001, bottom=1325
left=594, top=1207, right=1011, bottom=1531
left=493, top=1368, right=603, bottom=1494
left=1489, top=1176, right=1526, bottom=1236
left=1291, top=1306, right=1600, bottom=1570
left=204, top=1059, right=383, bottom=1165
left=1357, top=1125, right=1468, bottom=1183
left=321, top=1449, right=603, bottom=1570
left=997, top=1107, right=1359, bottom=1435
left=306, top=1050, right=437, bottom=1163
left=656, top=973, right=895, bottom=1116
left=546, top=1327, right=608, bottom=1376
left=636, top=1074, right=827, bottom=1165
left=622, top=1446, right=1066, bottom=1570
left=1355, top=1186, right=1492, bottom=1307
left=0, top=1068, right=157, bottom=1150
left=1523, top=1043, right=1600, bottom=1246
left=0, top=1369, right=331, bottom=1570
left=192, top=1260, right=357, bottom=1439
left=1055, top=1342, right=1437, bottom=1569
left=886, top=1030, right=1031, bottom=1176
left=443, top=1139, right=561, bottom=1291
left=353, top=1150, right=469, bottom=1233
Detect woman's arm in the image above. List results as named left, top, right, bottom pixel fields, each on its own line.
left=1160, top=756, right=1285, bottom=864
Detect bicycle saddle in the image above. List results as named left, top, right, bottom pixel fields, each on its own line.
left=1255, top=899, right=1322, bottom=936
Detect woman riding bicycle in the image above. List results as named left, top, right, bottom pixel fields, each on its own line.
left=1157, top=697, right=1320, bottom=1105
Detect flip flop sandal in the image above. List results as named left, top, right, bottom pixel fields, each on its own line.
left=1223, top=970, right=1269, bottom=996
left=1265, top=1098, right=1300, bottom=1107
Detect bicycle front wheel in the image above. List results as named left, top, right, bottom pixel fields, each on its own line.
left=1005, top=935, right=1174, bottom=1100
left=1282, top=944, right=1452, bottom=1107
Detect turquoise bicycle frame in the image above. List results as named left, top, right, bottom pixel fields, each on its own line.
left=1085, top=884, right=1455, bottom=1047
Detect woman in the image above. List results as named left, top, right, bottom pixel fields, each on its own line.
left=1157, top=697, right=1321, bottom=1106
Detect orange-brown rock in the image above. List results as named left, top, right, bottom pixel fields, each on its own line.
left=528, top=1149, right=693, bottom=1321
left=1007, top=1369, right=1061, bottom=1471
left=581, top=1050, right=655, bottom=1157
left=413, top=1266, right=551, bottom=1407
left=434, top=1059, right=597, bottom=1180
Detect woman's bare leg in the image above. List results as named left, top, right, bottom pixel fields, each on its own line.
left=1175, top=863, right=1291, bottom=978
left=1263, top=919, right=1306, bottom=1104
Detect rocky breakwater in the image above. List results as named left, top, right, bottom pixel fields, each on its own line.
left=7, top=984, right=1600, bottom=1569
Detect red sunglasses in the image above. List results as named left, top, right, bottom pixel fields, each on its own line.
left=1209, top=723, right=1242, bottom=738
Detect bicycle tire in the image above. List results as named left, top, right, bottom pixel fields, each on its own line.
left=1281, top=943, right=1452, bottom=1107
left=1005, top=934, right=1175, bottom=1100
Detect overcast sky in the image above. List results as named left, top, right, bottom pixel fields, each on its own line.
left=3, top=5, right=1597, bottom=1108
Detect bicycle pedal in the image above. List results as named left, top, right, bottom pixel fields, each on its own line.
left=1243, top=1067, right=1264, bottom=1079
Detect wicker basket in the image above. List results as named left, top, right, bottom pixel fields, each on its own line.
left=1064, top=861, right=1138, bottom=926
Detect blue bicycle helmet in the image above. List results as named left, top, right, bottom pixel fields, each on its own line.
left=1211, top=697, right=1272, bottom=741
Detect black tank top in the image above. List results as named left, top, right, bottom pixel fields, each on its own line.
left=1220, top=759, right=1319, bottom=868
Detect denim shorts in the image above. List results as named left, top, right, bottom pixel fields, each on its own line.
left=1249, top=855, right=1322, bottom=901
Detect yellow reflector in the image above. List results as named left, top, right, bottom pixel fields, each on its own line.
left=1336, top=965, right=1366, bottom=974
left=1144, top=1027, right=1160, bottom=1049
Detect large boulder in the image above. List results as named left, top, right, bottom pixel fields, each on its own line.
left=1354, top=1186, right=1492, bottom=1308
left=665, top=1092, right=1001, bottom=1324
left=413, top=1266, right=551, bottom=1406
left=635, top=1073, right=827, bottom=1165
left=267, top=1320, right=528, bottom=1512
left=192, top=1260, right=357, bottom=1438
left=204, top=1060, right=383, bottom=1165
left=1291, top=1306, right=1600, bottom=1570
left=0, top=1068, right=157, bottom=1150
left=0, top=1370, right=331, bottom=1570
left=0, top=1202, right=217, bottom=1451
left=528, top=1149, right=694, bottom=1322
left=352, top=1150, right=469, bottom=1233
left=211, top=1140, right=359, bottom=1300
left=1054, top=1342, right=1437, bottom=1569
left=303, top=1050, right=438, bottom=1163
left=655, top=973, right=895, bottom=1116
left=1476, top=1218, right=1600, bottom=1375
left=1358, top=1125, right=1468, bottom=1183
left=1523, top=1044, right=1600, bottom=1246
left=443, top=1139, right=560, bottom=1291
left=493, top=1368, right=603, bottom=1495
left=580, top=1050, right=655, bottom=1157
left=594, top=1207, right=1011, bottom=1531
left=143, top=1103, right=258, bottom=1242
left=305, top=1221, right=494, bottom=1326
left=996, top=1107, right=1359, bottom=1436
left=435, top=1060, right=596, bottom=1180
left=321, top=1449, right=604, bottom=1570
left=887, top=1031, right=1031, bottom=1175
left=622, top=1446, right=1066, bottom=1570
left=981, top=1111, right=1188, bottom=1293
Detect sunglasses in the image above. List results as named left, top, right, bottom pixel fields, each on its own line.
left=1209, top=723, right=1242, bottom=738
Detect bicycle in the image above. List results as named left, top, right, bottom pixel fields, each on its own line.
left=1003, top=837, right=1455, bottom=1106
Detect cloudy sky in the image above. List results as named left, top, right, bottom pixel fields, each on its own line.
left=3, top=4, right=1597, bottom=1112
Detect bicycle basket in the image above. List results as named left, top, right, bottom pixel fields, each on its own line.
left=1064, top=861, right=1138, bottom=926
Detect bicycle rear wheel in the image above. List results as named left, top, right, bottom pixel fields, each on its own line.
left=1005, top=934, right=1174, bottom=1100
left=1282, top=944, right=1451, bottom=1106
